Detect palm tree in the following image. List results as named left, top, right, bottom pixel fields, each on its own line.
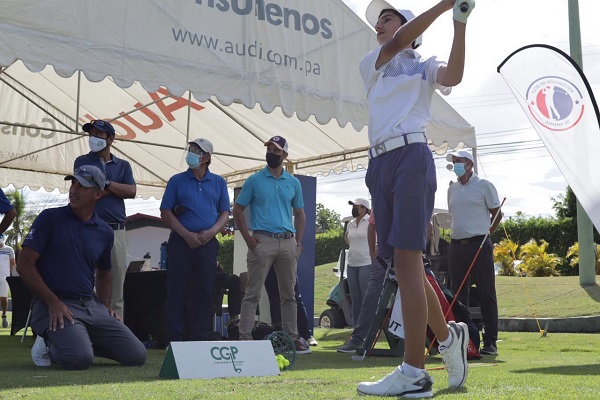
left=4, top=189, right=65, bottom=260
left=518, top=239, right=562, bottom=277
left=566, top=242, right=600, bottom=274
left=4, top=189, right=28, bottom=259
left=493, top=238, right=519, bottom=276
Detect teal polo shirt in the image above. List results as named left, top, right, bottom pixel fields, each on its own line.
left=236, top=167, right=304, bottom=233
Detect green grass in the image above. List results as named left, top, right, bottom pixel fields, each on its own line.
left=313, top=262, right=600, bottom=319
left=1, top=328, right=600, bottom=399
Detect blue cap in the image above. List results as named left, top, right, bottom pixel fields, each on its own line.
left=82, top=119, right=116, bottom=136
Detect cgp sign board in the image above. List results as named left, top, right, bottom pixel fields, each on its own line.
left=159, top=341, right=280, bottom=379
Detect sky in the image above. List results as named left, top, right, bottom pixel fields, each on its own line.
left=10, top=0, right=600, bottom=221
left=315, top=0, right=600, bottom=221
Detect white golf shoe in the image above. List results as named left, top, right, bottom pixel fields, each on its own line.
left=357, top=366, right=433, bottom=398
left=439, top=321, right=469, bottom=388
left=31, top=335, right=51, bottom=367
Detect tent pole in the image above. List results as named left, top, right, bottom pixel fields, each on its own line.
left=186, top=92, right=192, bottom=144
left=76, top=71, right=81, bottom=131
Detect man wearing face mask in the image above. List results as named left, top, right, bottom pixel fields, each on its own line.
left=446, top=150, right=502, bottom=356
left=160, top=138, right=230, bottom=342
left=74, top=120, right=136, bottom=320
left=232, top=136, right=309, bottom=354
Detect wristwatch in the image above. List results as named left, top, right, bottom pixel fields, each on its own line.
left=105, top=180, right=111, bottom=189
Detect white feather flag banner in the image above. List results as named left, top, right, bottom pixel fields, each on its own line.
left=498, top=44, right=600, bottom=230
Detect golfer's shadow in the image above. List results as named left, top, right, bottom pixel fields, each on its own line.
left=515, top=364, right=600, bottom=375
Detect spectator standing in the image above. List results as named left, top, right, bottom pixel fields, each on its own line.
left=74, top=120, right=136, bottom=319
left=160, top=138, right=230, bottom=342
left=0, top=189, right=16, bottom=329
left=345, top=198, right=372, bottom=326
left=233, top=136, right=310, bottom=354
left=0, top=234, right=15, bottom=328
left=446, top=150, right=501, bottom=355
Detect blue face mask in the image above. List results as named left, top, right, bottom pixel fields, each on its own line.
left=186, top=152, right=201, bottom=169
left=453, top=163, right=467, bottom=177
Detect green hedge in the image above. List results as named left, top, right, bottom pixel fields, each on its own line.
left=216, top=234, right=235, bottom=275
left=315, top=228, right=345, bottom=266
left=216, top=229, right=345, bottom=274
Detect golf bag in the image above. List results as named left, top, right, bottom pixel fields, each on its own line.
left=424, top=261, right=482, bottom=360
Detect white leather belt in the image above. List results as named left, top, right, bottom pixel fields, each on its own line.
left=368, top=133, right=427, bottom=159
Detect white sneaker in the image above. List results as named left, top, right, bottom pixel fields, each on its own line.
left=31, top=335, right=51, bottom=367
left=439, top=321, right=469, bottom=388
left=357, top=367, right=433, bottom=398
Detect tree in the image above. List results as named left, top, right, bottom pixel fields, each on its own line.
left=315, top=203, right=341, bottom=233
left=518, top=239, right=562, bottom=277
left=4, top=189, right=65, bottom=259
left=551, top=186, right=577, bottom=220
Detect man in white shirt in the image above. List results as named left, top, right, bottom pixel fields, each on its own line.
left=447, top=150, right=502, bottom=356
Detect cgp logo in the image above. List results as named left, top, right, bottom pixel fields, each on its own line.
left=210, top=346, right=243, bottom=373
left=526, top=76, right=585, bottom=131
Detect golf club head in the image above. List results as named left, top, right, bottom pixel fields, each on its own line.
left=351, top=348, right=367, bottom=361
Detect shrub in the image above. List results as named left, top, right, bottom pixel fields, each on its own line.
left=315, top=228, right=344, bottom=265
left=518, top=239, right=562, bottom=277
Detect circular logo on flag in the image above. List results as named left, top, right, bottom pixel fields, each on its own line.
left=526, top=76, right=585, bottom=131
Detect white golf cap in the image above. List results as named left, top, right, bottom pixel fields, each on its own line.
left=188, top=138, right=213, bottom=154
left=348, top=198, right=370, bottom=209
left=365, top=0, right=422, bottom=48
left=446, top=150, right=474, bottom=163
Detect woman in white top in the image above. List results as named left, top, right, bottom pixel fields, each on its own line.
left=345, top=198, right=372, bottom=326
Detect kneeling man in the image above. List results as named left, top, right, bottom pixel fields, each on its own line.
left=17, top=166, right=147, bottom=370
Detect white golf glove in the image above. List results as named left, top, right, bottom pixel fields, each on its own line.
left=453, top=0, right=475, bottom=24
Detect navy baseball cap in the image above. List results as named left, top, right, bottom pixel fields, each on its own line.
left=82, top=119, right=116, bottom=136
left=264, top=136, right=288, bottom=152
left=65, top=165, right=108, bottom=190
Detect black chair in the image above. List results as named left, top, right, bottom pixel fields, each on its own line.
left=6, top=276, right=33, bottom=336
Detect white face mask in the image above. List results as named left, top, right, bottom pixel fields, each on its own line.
left=89, top=136, right=107, bottom=153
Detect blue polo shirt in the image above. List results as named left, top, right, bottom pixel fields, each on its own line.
left=0, top=189, right=14, bottom=214
left=74, top=152, right=135, bottom=224
left=22, top=205, right=113, bottom=298
left=236, top=167, right=303, bottom=233
left=160, top=169, right=230, bottom=233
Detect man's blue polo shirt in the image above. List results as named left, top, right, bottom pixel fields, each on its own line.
left=0, top=189, right=14, bottom=214
left=160, top=169, right=230, bottom=233
left=236, top=167, right=304, bottom=233
left=74, top=152, right=135, bottom=224
left=22, top=205, right=113, bottom=298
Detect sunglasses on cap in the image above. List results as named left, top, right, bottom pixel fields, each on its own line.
left=74, top=167, right=102, bottom=188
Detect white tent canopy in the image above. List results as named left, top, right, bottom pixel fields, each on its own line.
left=0, top=0, right=476, bottom=198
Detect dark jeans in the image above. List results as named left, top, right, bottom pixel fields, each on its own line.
left=448, top=237, right=498, bottom=346
left=264, top=265, right=311, bottom=340
left=166, top=232, right=218, bottom=342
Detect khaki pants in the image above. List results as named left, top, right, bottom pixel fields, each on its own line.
left=239, top=235, right=298, bottom=340
left=110, top=229, right=128, bottom=318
